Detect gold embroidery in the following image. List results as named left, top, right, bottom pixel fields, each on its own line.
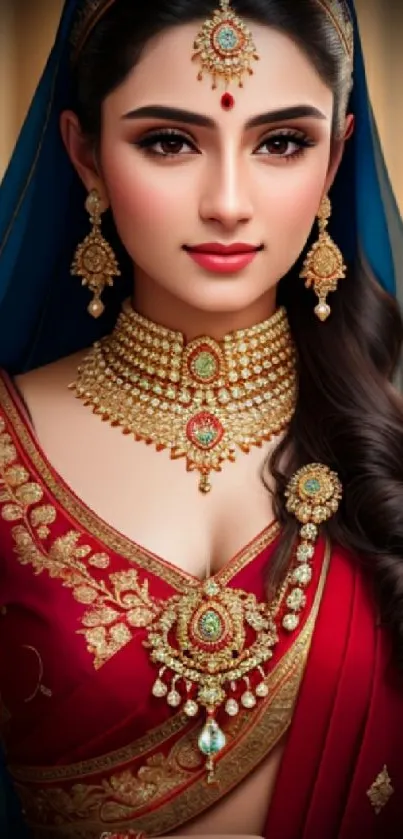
left=10, top=543, right=331, bottom=838
left=11, top=524, right=160, bottom=668
left=367, top=765, right=394, bottom=815
left=0, top=377, right=280, bottom=592
left=0, top=422, right=163, bottom=668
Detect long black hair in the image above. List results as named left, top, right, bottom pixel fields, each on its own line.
left=73, top=0, right=403, bottom=667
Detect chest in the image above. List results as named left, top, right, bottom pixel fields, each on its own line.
left=23, top=390, right=278, bottom=578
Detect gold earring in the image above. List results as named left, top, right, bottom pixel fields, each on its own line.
left=71, top=189, right=121, bottom=318
left=299, top=195, right=346, bottom=321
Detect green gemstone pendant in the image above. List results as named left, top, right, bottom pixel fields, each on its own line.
left=198, top=717, right=227, bottom=781
left=304, top=477, right=321, bottom=495
left=198, top=718, right=226, bottom=755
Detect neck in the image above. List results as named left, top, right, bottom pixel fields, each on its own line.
left=74, top=299, right=297, bottom=493
left=133, top=270, right=278, bottom=341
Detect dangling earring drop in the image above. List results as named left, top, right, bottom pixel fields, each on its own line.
left=299, top=195, right=346, bottom=321
left=71, top=189, right=121, bottom=318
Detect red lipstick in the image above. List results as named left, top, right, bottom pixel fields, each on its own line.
left=184, top=242, right=262, bottom=274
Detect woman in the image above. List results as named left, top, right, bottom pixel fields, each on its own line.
left=0, top=0, right=403, bottom=836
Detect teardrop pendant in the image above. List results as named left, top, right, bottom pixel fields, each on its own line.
left=198, top=717, right=226, bottom=781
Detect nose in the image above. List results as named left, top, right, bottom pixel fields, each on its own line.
left=199, top=149, right=253, bottom=230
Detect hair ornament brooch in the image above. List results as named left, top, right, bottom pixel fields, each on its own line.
left=191, top=0, right=259, bottom=110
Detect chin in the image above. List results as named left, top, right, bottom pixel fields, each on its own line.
left=177, top=283, right=274, bottom=314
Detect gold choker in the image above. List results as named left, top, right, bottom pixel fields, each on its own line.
left=72, top=301, right=297, bottom=492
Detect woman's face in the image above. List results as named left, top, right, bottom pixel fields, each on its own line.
left=96, top=21, right=343, bottom=320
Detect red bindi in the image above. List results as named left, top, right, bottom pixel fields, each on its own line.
left=221, top=92, right=235, bottom=111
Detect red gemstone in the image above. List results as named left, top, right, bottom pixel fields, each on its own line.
left=221, top=92, right=234, bottom=111
left=186, top=412, right=224, bottom=451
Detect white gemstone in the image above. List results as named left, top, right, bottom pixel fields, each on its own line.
left=225, top=698, right=239, bottom=716
left=152, top=679, right=167, bottom=698
left=218, top=389, right=230, bottom=404
left=204, top=580, right=220, bottom=596
left=87, top=298, right=105, bottom=318
left=314, top=302, right=331, bottom=321
left=297, top=543, right=314, bottom=562
left=241, top=691, right=256, bottom=709
left=255, top=681, right=269, bottom=698
left=167, top=690, right=181, bottom=707
left=293, top=564, right=312, bottom=586
left=286, top=588, right=306, bottom=611
left=282, top=613, right=300, bottom=631
left=300, top=523, right=318, bottom=540
left=184, top=700, right=199, bottom=717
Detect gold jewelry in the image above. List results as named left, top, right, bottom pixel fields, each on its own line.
left=299, top=195, right=347, bottom=321
left=70, top=1, right=353, bottom=65
left=72, top=301, right=297, bottom=493
left=315, top=0, right=354, bottom=63
left=146, top=463, right=341, bottom=781
left=71, top=189, right=121, bottom=319
left=191, top=0, right=259, bottom=93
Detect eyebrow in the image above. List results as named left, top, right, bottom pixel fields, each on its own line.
left=121, top=104, right=327, bottom=129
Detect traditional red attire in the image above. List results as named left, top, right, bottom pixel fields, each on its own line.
left=0, top=371, right=401, bottom=838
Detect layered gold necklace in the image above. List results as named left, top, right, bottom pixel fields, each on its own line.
left=72, top=300, right=297, bottom=492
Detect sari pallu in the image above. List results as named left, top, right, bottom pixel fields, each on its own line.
left=0, top=374, right=402, bottom=838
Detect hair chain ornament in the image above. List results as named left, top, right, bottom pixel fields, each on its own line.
left=142, top=463, right=341, bottom=782
left=72, top=301, right=297, bottom=493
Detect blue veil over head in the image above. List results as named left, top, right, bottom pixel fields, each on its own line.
left=0, top=0, right=402, bottom=376
left=0, top=0, right=403, bottom=835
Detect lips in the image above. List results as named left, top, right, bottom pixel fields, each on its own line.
left=184, top=243, right=262, bottom=274
left=185, top=243, right=262, bottom=255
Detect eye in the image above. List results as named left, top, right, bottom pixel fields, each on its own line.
left=255, top=131, right=315, bottom=161
left=135, top=130, right=198, bottom=157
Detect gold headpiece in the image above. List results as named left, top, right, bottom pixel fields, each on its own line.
left=71, top=0, right=354, bottom=67
left=191, top=0, right=259, bottom=92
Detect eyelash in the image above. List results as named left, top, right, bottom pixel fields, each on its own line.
left=135, top=128, right=315, bottom=162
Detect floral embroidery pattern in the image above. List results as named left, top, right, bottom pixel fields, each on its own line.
left=16, top=752, right=189, bottom=829
left=0, top=415, right=160, bottom=668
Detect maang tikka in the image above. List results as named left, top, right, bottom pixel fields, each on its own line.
left=71, top=189, right=121, bottom=318
left=192, top=0, right=259, bottom=111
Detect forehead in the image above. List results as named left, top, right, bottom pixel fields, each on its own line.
left=106, top=20, right=333, bottom=120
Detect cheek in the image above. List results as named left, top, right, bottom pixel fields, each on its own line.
left=101, top=145, right=189, bottom=250
left=257, top=160, right=328, bottom=253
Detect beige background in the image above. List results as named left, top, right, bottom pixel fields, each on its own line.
left=1, top=0, right=403, bottom=214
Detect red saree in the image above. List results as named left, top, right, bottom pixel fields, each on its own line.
left=0, top=371, right=401, bottom=838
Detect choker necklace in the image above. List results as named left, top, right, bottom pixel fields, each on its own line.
left=72, top=300, right=297, bottom=492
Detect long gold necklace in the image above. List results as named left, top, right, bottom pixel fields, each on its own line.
left=143, top=463, right=341, bottom=782
left=72, top=300, right=297, bottom=492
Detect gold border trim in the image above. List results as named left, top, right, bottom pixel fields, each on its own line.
left=0, top=375, right=280, bottom=592
left=71, top=1, right=117, bottom=64
left=10, top=542, right=331, bottom=837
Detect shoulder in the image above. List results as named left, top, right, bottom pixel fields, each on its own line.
left=10, top=351, right=87, bottom=429
left=14, top=351, right=86, bottom=403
